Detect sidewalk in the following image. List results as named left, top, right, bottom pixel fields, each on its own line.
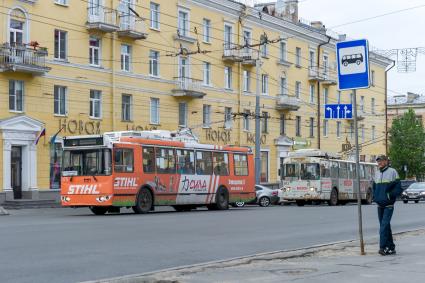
left=85, top=229, right=425, bottom=283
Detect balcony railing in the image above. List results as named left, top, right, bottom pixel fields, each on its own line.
left=308, top=66, right=337, bottom=84
left=118, top=14, right=147, bottom=39
left=275, top=94, right=301, bottom=111
left=0, top=43, right=50, bottom=75
left=171, top=77, right=206, bottom=98
left=87, top=6, right=119, bottom=32
left=240, top=48, right=256, bottom=66
left=223, top=43, right=243, bottom=62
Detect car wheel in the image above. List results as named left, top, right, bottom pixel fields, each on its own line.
left=259, top=196, right=271, bottom=207
left=415, top=200, right=419, bottom=203
left=403, top=200, right=408, bottom=204
left=356, top=60, right=361, bottom=65
left=343, top=62, right=348, bottom=67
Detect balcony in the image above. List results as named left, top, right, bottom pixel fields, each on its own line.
left=173, top=30, right=196, bottom=44
left=222, top=43, right=243, bottom=63
left=357, top=111, right=366, bottom=120
left=0, top=43, right=50, bottom=75
left=321, top=68, right=337, bottom=85
left=275, top=94, right=301, bottom=111
left=240, top=48, right=256, bottom=67
left=308, top=66, right=337, bottom=85
left=171, top=77, right=206, bottom=99
left=87, top=6, right=119, bottom=32
left=118, top=14, right=147, bottom=39
left=308, top=66, right=324, bottom=81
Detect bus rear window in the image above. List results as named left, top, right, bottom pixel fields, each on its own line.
left=114, top=148, right=134, bottom=173
left=234, top=154, right=248, bottom=176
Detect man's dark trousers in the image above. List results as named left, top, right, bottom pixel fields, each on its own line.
left=378, top=205, right=395, bottom=250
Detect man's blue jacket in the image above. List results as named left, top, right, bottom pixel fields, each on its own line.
left=373, top=166, right=402, bottom=207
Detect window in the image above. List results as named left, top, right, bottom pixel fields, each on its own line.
left=309, top=117, right=314, bottom=138
left=339, top=163, right=348, bottom=179
left=149, top=50, right=159, bottom=76
left=323, top=88, right=329, bottom=104
left=280, top=41, right=287, bottom=61
left=196, top=151, right=213, bottom=175
left=122, top=94, right=132, bottom=121
left=260, top=34, right=268, bottom=57
left=280, top=114, right=285, bottom=135
left=360, top=96, right=365, bottom=112
left=150, top=2, right=160, bottom=29
left=323, top=120, right=328, bottom=137
left=213, top=152, right=229, bottom=176
left=54, top=30, right=67, bottom=60
left=234, top=154, right=248, bottom=176
left=361, top=125, right=365, bottom=142
left=371, top=98, right=376, bottom=114
left=243, top=109, right=250, bottom=131
left=55, top=0, right=68, bottom=5
left=178, top=102, right=187, bottom=127
left=280, top=77, right=287, bottom=95
left=142, top=147, right=155, bottom=173
left=156, top=148, right=176, bottom=174
left=178, top=9, right=189, bottom=37
left=371, top=70, right=375, bottom=86
left=9, top=80, right=24, bottom=112
left=261, top=111, right=268, bottom=133
left=224, top=24, right=233, bottom=48
left=90, top=90, right=102, bottom=118
left=337, top=91, right=341, bottom=104
left=121, top=44, right=131, bottom=72
left=261, top=151, right=269, bottom=182
left=296, top=116, right=301, bottom=137
left=203, top=19, right=211, bottom=43
left=295, top=81, right=301, bottom=98
left=309, top=50, right=315, bottom=68
left=372, top=125, right=376, bottom=140
left=203, top=62, right=211, bottom=85
left=224, top=107, right=232, bottom=129
left=309, top=84, right=315, bottom=104
left=178, top=56, right=189, bottom=78
left=150, top=97, right=160, bottom=124
left=261, top=74, right=268, bottom=95
left=225, top=66, right=232, bottom=89
left=243, top=70, right=250, bottom=92
left=337, top=121, right=341, bottom=138
left=243, top=30, right=251, bottom=55
left=203, top=104, right=211, bottom=127
left=54, top=85, right=67, bottom=116
left=177, top=149, right=195, bottom=174
left=9, top=15, right=24, bottom=45
left=89, top=37, right=100, bottom=66
left=114, top=148, right=134, bottom=173
left=295, top=47, right=301, bottom=66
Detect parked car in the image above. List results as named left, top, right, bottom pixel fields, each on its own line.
left=230, top=185, right=280, bottom=207
left=401, top=179, right=416, bottom=191
left=401, top=182, right=425, bottom=203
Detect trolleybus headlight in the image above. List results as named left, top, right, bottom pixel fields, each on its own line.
left=61, top=196, right=71, bottom=202
left=96, top=195, right=113, bottom=203
left=310, top=187, right=315, bottom=192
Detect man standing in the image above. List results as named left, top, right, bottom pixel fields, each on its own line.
left=373, top=155, right=402, bottom=256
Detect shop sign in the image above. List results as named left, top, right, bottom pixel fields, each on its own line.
left=246, top=132, right=267, bottom=145
left=205, top=128, right=231, bottom=143
left=59, top=119, right=101, bottom=135
left=126, top=124, right=158, bottom=131
left=292, top=137, right=311, bottom=150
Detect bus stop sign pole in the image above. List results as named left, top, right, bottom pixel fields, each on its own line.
left=336, top=39, right=370, bottom=256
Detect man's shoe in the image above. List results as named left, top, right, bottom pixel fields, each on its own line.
left=386, top=248, right=396, bottom=255
left=378, top=249, right=387, bottom=256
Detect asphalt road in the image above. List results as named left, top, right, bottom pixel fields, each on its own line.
left=1, top=202, right=425, bottom=283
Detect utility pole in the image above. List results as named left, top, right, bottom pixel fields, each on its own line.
left=255, top=50, right=261, bottom=185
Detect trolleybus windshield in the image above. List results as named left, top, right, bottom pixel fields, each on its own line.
left=62, top=149, right=112, bottom=176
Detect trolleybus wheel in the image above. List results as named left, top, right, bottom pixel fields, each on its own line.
left=215, top=187, right=229, bottom=210
left=328, top=189, right=338, bottom=206
left=296, top=200, right=305, bottom=206
left=89, top=206, right=109, bottom=215
left=133, top=188, right=153, bottom=214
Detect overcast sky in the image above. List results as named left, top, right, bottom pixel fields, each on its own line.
left=241, top=0, right=425, bottom=97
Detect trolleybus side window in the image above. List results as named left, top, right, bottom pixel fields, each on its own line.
left=300, top=163, right=320, bottom=180
left=330, top=161, right=339, bottom=178
left=114, top=148, right=134, bottom=173
left=284, top=163, right=298, bottom=178
left=213, top=152, right=229, bottom=176
left=142, top=147, right=155, bottom=173
left=156, top=147, right=176, bottom=174
left=348, top=163, right=356, bottom=179
left=234, top=154, right=248, bottom=176
left=176, top=149, right=195, bottom=174
left=339, top=162, right=348, bottom=179
left=195, top=151, right=213, bottom=175
left=360, top=164, right=365, bottom=179
left=320, top=161, right=331, bottom=178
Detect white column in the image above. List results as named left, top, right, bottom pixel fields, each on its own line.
left=29, top=143, right=38, bottom=189
left=3, top=141, right=12, bottom=191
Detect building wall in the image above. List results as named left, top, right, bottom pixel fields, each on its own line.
left=0, top=0, right=391, bottom=196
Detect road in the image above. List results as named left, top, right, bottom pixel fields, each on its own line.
left=1, top=203, right=425, bottom=283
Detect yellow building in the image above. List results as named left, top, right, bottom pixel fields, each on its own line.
left=0, top=0, right=392, bottom=202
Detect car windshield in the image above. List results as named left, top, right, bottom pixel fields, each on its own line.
left=62, top=149, right=112, bottom=176
left=408, top=183, right=425, bottom=190
left=300, top=163, right=320, bottom=180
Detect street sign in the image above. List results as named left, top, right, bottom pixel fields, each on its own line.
left=324, top=104, right=353, bottom=119
left=336, top=39, right=370, bottom=90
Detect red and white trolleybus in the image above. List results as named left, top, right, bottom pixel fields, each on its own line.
left=60, top=131, right=255, bottom=215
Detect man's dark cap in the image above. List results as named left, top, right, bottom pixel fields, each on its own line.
left=376, top=155, right=388, bottom=161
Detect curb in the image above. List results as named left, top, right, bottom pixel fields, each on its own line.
left=0, top=206, right=9, bottom=215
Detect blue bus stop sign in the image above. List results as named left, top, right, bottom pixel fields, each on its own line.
left=336, top=39, right=370, bottom=90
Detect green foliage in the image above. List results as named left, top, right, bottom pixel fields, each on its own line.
left=389, top=109, right=425, bottom=179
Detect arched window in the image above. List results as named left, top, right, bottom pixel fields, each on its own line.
left=9, top=8, right=27, bottom=46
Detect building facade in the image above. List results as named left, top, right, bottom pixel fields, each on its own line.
left=0, top=0, right=392, bottom=202
left=388, top=92, right=425, bottom=126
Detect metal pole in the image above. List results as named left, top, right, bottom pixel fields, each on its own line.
left=255, top=52, right=261, bottom=185
left=353, top=89, right=365, bottom=255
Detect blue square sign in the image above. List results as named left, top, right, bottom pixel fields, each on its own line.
left=324, top=104, right=353, bottom=119
left=336, top=39, right=370, bottom=90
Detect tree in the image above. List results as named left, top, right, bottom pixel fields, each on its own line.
left=389, top=109, right=425, bottom=179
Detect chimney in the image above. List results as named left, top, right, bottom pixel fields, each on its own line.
left=284, top=0, right=298, bottom=23
left=407, top=92, right=419, bottom=103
